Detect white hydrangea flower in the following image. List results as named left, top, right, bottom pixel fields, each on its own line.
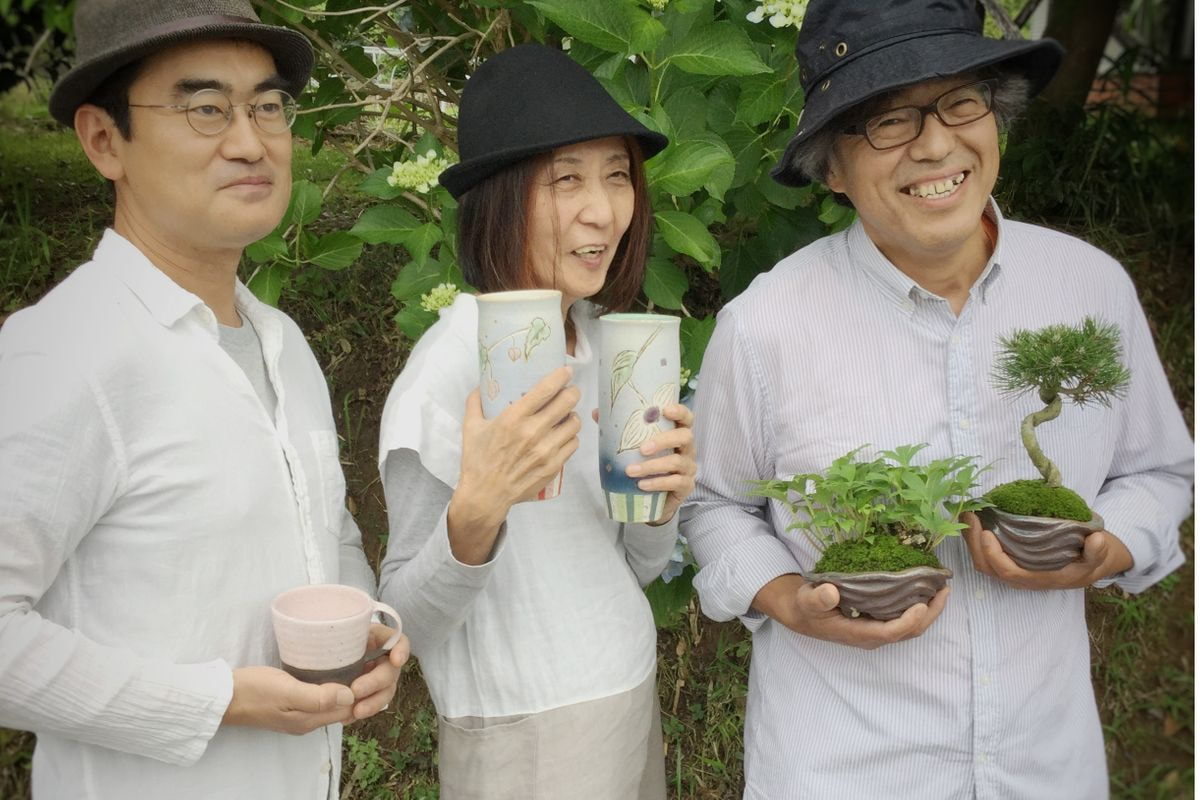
left=644, top=0, right=669, bottom=10
left=386, top=149, right=454, bottom=193
left=420, top=282, right=460, bottom=313
left=745, top=0, right=808, bottom=29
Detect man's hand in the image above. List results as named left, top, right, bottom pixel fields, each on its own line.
left=961, top=511, right=1133, bottom=590
left=752, top=573, right=948, bottom=650
left=223, top=667, right=356, bottom=734
left=347, top=624, right=411, bottom=721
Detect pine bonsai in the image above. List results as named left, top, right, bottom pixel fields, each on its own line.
left=986, top=316, right=1130, bottom=519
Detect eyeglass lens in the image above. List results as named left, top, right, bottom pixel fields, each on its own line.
left=865, top=82, right=993, bottom=149
left=184, top=89, right=297, bottom=135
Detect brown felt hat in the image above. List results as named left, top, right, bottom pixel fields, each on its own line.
left=49, top=0, right=314, bottom=127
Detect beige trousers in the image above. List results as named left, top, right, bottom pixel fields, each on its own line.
left=437, top=670, right=666, bottom=800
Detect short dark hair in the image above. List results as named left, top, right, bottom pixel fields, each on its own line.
left=788, top=69, right=1032, bottom=189
left=84, top=58, right=143, bottom=139
left=456, top=136, right=652, bottom=314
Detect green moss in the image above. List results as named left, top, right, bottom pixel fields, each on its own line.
left=984, top=479, right=1092, bottom=521
left=814, top=534, right=942, bottom=574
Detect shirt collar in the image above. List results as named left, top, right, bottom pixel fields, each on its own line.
left=847, top=197, right=1007, bottom=314
left=98, top=229, right=210, bottom=329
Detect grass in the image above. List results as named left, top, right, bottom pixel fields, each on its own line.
left=0, top=78, right=1192, bottom=799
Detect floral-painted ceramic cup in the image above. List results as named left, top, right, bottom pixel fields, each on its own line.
left=476, top=289, right=567, bottom=500
left=598, top=313, right=680, bottom=522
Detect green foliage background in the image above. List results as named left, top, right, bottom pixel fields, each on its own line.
left=0, top=0, right=1193, bottom=798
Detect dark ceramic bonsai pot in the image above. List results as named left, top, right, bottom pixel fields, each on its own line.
left=802, top=566, right=952, bottom=621
left=977, top=507, right=1105, bottom=571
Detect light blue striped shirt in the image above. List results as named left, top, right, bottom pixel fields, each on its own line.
left=681, top=202, right=1192, bottom=799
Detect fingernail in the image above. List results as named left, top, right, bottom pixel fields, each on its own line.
left=336, top=687, right=354, bottom=707
left=627, top=465, right=641, bottom=477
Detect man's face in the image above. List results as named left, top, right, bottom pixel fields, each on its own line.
left=826, top=75, right=1000, bottom=268
left=108, top=39, right=292, bottom=257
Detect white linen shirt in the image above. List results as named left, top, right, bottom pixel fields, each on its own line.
left=681, top=203, right=1193, bottom=799
left=377, top=294, right=676, bottom=718
left=0, top=230, right=375, bottom=799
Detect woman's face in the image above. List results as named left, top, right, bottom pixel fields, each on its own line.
left=527, top=136, right=636, bottom=314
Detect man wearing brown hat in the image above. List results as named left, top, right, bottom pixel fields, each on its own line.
left=0, top=2, right=407, bottom=797
left=682, top=1, right=1192, bottom=796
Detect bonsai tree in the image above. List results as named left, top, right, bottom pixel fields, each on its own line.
left=751, top=444, right=988, bottom=619
left=985, top=316, right=1130, bottom=520
left=753, top=444, right=988, bottom=573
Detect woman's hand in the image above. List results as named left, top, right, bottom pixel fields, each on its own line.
left=624, top=402, right=696, bottom=525
left=448, top=366, right=581, bottom=564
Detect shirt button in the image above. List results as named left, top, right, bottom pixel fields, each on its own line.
left=951, top=334, right=961, bottom=345
left=978, top=753, right=990, bottom=764
left=975, top=588, right=985, bottom=599
left=321, top=761, right=331, bottom=774
left=959, top=419, right=971, bottom=430
left=980, top=674, right=991, bottom=686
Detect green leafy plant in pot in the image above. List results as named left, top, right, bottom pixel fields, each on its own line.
left=979, top=317, right=1130, bottom=570
left=752, top=444, right=990, bottom=621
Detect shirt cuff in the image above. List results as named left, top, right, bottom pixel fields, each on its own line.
left=1090, top=501, right=1184, bottom=594
left=693, top=534, right=801, bottom=632
left=117, top=658, right=233, bottom=766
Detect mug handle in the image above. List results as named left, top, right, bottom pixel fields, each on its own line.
left=362, top=601, right=404, bottom=662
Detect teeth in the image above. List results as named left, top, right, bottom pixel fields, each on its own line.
left=575, top=246, right=603, bottom=256
left=906, top=172, right=966, bottom=199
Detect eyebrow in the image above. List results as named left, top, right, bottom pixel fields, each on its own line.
left=171, top=74, right=288, bottom=98
left=552, top=153, right=631, bottom=166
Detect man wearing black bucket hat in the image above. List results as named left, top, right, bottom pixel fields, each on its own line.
left=682, top=1, right=1191, bottom=797
left=0, top=2, right=407, bottom=798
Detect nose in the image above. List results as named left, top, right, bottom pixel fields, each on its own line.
left=577, top=181, right=616, bottom=228
left=907, top=111, right=956, bottom=162
left=218, top=105, right=267, bottom=162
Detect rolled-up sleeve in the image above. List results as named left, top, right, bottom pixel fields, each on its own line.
left=680, top=308, right=800, bottom=631
left=1092, top=283, right=1193, bottom=593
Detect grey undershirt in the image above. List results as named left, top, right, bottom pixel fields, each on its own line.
left=383, top=448, right=455, bottom=546
left=218, top=319, right=278, bottom=417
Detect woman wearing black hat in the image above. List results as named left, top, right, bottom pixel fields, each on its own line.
left=376, top=43, right=692, bottom=798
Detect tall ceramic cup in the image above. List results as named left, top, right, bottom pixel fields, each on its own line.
left=476, top=289, right=567, bottom=500
left=598, top=313, right=680, bottom=522
left=271, top=584, right=403, bottom=686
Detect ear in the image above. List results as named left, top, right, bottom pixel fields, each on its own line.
left=74, top=104, right=126, bottom=182
left=824, top=145, right=847, bottom=195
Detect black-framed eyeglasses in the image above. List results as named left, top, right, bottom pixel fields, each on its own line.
left=128, top=88, right=297, bottom=136
left=842, top=80, right=997, bottom=150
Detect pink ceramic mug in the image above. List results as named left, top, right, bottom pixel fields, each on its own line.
left=271, top=584, right=403, bottom=685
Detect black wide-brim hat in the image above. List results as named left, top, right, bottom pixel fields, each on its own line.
left=771, top=0, right=1065, bottom=187
left=49, top=0, right=314, bottom=127
left=439, top=43, right=668, bottom=199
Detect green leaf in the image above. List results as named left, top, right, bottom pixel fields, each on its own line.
left=643, top=565, right=696, bottom=627
left=287, top=181, right=322, bottom=226
left=245, top=232, right=287, bottom=265
left=662, top=87, right=708, bottom=138
left=735, top=72, right=788, bottom=127
left=526, top=0, right=660, bottom=54
left=246, top=262, right=290, bottom=307
left=401, top=223, right=443, bottom=266
left=598, top=60, right=650, bottom=109
left=705, top=81, right=740, bottom=133
left=655, top=210, right=720, bottom=269
left=720, top=238, right=771, bottom=300
left=524, top=317, right=551, bottom=358
left=667, top=21, right=772, bottom=76
left=642, top=257, right=687, bottom=309
left=393, top=302, right=437, bottom=340
left=610, top=348, right=639, bottom=405
left=308, top=232, right=363, bottom=270
left=349, top=205, right=420, bottom=245
left=680, top=315, right=716, bottom=377
left=358, top=168, right=405, bottom=200
left=649, top=137, right=735, bottom=199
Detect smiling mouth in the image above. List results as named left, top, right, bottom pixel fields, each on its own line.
left=573, top=245, right=606, bottom=258
left=904, top=171, right=967, bottom=199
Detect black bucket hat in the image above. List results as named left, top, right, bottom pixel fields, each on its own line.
left=439, top=43, right=668, bottom=199
left=49, top=0, right=314, bottom=127
left=771, top=0, right=1064, bottom=186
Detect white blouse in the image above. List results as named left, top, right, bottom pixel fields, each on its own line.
left=377, top=294, right=677, bottom=718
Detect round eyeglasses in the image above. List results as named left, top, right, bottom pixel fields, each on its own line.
left=128, top=88, right=298, bottom=136
left=842, top=80, right=997, bottom=150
